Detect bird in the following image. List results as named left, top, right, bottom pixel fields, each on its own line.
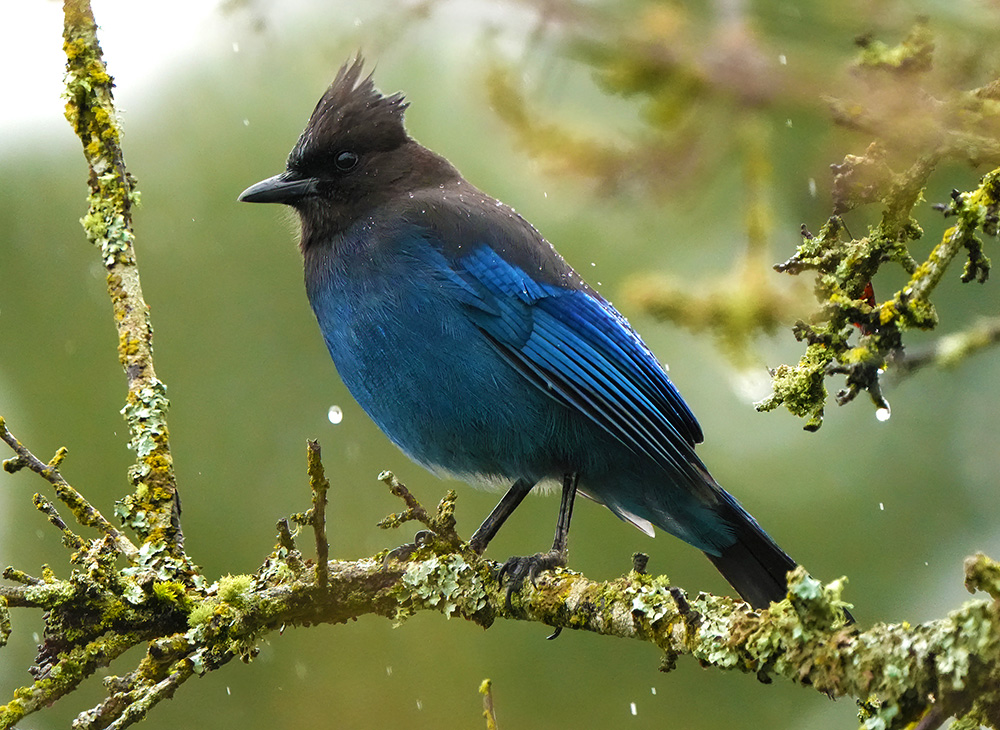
left=239, top=56, right=828, bottom=613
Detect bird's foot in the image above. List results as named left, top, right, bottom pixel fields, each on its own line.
left=497, top=550, right=566, bottom=611
left=383, top=529, right=436, bottom=564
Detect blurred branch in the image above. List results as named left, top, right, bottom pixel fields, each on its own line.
left=625, top=113, right=809, bottom=366
left=892, top=316, right=1000, bottom=377
left=752, top=23, right=1000, bottom=429
left=492, top=9, right=1000, bottom=427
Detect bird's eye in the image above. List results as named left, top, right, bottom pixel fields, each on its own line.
left=334, top=151, right=359, bottom=171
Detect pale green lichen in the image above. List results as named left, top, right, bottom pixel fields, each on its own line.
left=396, top=554, right=488, bottom=623
left=624, top=573, right=675, bottom=624
left=120, top=382, right=170, bottom=461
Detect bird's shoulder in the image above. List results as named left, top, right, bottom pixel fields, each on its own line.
left=373, top=181, right=591, bottom=294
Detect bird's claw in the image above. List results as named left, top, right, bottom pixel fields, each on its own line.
left=497, top=550, right=566, bottom=611
left=383, top=529, right=437, bottom=565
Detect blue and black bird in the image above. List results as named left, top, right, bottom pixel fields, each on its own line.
left=240, top=57, right=812, bottom=610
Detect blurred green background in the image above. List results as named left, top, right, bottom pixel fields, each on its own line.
left=3, top=1, right=1000, bottom=728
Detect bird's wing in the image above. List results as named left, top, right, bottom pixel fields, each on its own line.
left=422, top=235, right=705, bottom=476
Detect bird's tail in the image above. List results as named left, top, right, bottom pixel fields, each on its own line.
left=702, top=491, right=798, bottom=611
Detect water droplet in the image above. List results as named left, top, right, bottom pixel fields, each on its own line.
left=416, top=700, right=423, bottom=711
left=808, top=178, right=817, bottom=197
left=232, top=42, right=240, bottom=53
left=879, top=502, right=885, bottom=511
left=875, top=406, right=891, bottom=422
left=778, top=53, right=787, bottom=65
left=651, top=687, right=656, bottom=695
left=630, top=702, right=637, bottom=716
left=386, top=666, right=393, bottom=676
left=226, top=686, right=231, bottom=696
left=327, top=405, right=343, bottom=425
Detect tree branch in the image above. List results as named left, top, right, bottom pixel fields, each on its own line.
left=62, top=0, right=184, bottom=562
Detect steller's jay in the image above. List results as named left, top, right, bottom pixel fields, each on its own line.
left=239, top=57, right=828, bottom=612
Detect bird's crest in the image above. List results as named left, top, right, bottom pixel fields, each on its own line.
left=289, top=55, right=409, bottom=171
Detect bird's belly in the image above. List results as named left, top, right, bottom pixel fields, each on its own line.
left=315, top=284, right=564, bottom=482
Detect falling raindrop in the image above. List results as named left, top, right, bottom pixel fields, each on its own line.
left=327, top=405, right=343, bottom=425
left=630, top=702, right=637, bottom=716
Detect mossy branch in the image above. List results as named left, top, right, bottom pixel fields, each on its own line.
left=5, top=444, right=1000, bottom=729
left=63, top=0, right=183, bottom=560
left=754, top=25, right=1000, bottom=429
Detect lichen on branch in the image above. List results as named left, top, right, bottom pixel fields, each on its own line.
left=63, top=0, right=183, bottom=557
left=757, top=24, right=1000, bottom=429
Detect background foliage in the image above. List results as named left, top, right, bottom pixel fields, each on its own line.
left=2, top=1, right=999, bottom=728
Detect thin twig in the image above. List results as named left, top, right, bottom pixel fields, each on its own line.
left=480, top=679, right=499, bottom=730
left=306, top=440, right=330, bottom=590
left=32, top=494, right=87, bottom=553
left=893, top=316, right=1000, bottom=378
left=97, top=662, right=194, bottom=730
left=377, top=470, right=433, bottom=529
left=0, top=417, right=138, bottom=561
left=276, top=518, right=297, bottom=552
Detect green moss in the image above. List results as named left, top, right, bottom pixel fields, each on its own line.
left=218, top=575, right=254, bottom=607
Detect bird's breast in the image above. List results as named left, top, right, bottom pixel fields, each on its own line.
left=303, top=238, right=562, bottom=482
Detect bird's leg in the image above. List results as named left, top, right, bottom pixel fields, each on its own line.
left=498, top=473, right=579, bottom=610
left=469, top=478, right=535, bottom=554
left=549, top=472, right=578, bottom=556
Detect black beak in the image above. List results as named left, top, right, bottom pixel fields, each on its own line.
left=238, top=171, right=319, bottom=204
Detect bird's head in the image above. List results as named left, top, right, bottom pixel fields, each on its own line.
left=239, top=56, right=458, bottom=245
